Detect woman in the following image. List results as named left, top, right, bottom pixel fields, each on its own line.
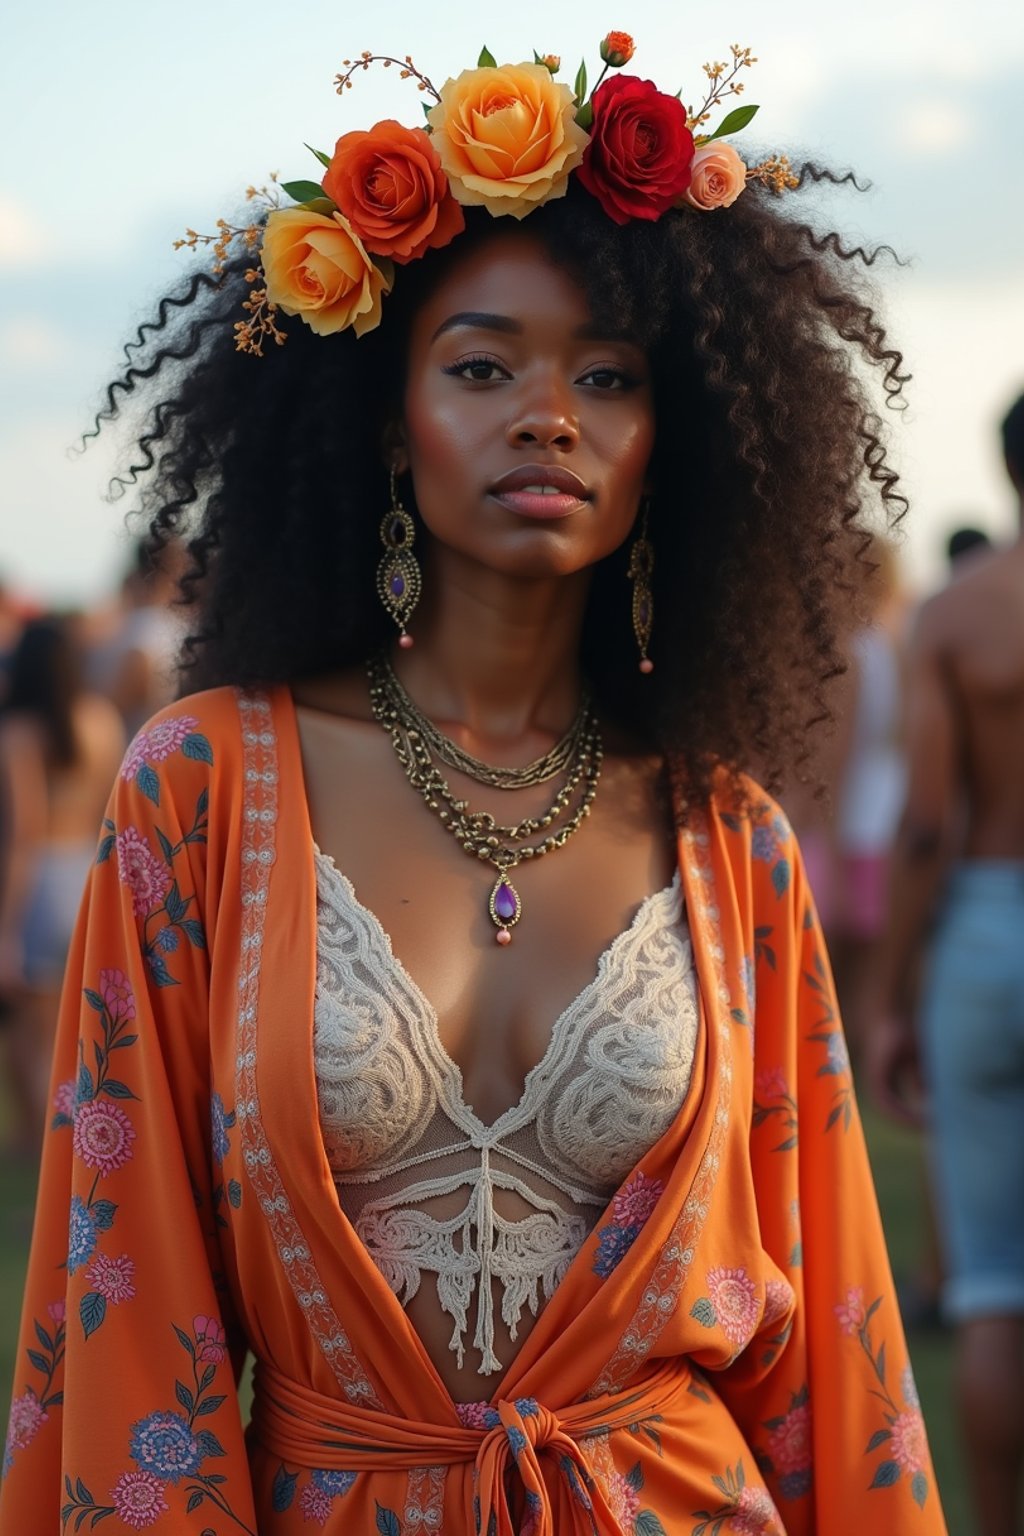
left=0, top=37, right=947, bottom=1535
left=0, top=617, right=124, bottom=1150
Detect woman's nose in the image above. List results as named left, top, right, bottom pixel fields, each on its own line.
left=505, top=374, right=580, bottom=451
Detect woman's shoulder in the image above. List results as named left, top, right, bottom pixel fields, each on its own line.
left=114, top=685, right=279, bottom=817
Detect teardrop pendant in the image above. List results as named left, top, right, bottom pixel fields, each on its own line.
left=488, top=875, right=521, bottom=945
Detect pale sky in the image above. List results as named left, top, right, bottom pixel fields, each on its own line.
left=2, top=0, right=1023, bottom=605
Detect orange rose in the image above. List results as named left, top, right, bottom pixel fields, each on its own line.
left=600, top=32, right=635, bottom=67
left=323, top=120, right=465, bottom=265
left=427, top=62, right=588, bottom=218
left=681, top=142, right=748, bottom=210
left=261, top=208, right=391, bottom=338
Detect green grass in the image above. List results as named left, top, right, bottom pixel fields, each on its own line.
left=1, top=1114, right=967, bottom=1529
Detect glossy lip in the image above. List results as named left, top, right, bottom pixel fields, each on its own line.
left=488, top=463, right=592, bottom=520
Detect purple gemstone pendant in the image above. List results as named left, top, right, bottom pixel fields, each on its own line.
left=488, top=875, right=522, bottom=942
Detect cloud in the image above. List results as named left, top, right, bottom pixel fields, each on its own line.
left=0, top=194, right=50, bottom=269
left=0, top=317, right=67, bottom=368
left=898, top=100, right=977, bottom=156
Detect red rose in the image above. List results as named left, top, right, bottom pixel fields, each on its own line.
left=577, top=75, right=695, bottom=225
left=323, top=120, right=465, bottom=264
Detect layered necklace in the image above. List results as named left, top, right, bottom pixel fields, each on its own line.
left=366, top=651, right=603, bottom=944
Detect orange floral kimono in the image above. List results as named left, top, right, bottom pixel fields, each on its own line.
left=1, top=687, right=947, bottom=1535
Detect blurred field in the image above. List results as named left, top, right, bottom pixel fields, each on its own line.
left=0, top=1105, right=967, bottom=1531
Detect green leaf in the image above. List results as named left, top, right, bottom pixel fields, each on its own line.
left=182, top=732, right=214, bottom=764
left=183, top=919, right=207, bottom=949
left=305, top=142, right=331, bottom=168
left=80, top=1291, right=106, bottom=1340
left=573, top=59, right=587, bottom=104
left=95, top=834, right=115, bottom=864
left=636, top=1514, right=668, bottom=1536
left=101, top=1079, right=137, bottom=1100
left=870, top=1459, right=902, bottom=1487
left=690, top=1297, right=716, bottom=1328
left=196, top=1428, right=226, bottom=1457
left=228, top=1179, right=243, bottom=1209
left=156, top=827, right=175, bottom=863
left=575, top=101, right=594, bottom=131
left=866, top=1429, right=892, bottom=1452
left=166, top=882, right=187, bottom=925
left=84, top=988, right=106, bottom=1014
left=273, top=1466, right=298, bottom=1512
left=27, top=1348, right=50, bottom=1372
left=175, top=1379, right=195, bottom=1414
left=704, top=103, right=760, bottom=143
left=376, top=1504, right=401, bottom=1536
left=136, top=763, right=160, bottom=806
left=281, top=179, right=327, bottom=205
left=186, top=1490, right=204, bottom=1514
left=195, top=1393, right=227, bottom=1416
left=477, top=45, right=497, bottom=68
left=911, top=1472, right=928, bottom=1508
left=91, top=1199, right=117, bottom=1230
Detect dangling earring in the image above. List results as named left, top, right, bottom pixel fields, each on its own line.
left=628, top=497, right=655, bottom=674
left=377, top=465, right=421, bottom=650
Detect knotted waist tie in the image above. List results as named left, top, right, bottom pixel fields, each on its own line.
left=250, top=1356, right=693, bottom=1535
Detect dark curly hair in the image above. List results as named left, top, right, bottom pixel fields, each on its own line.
left=92, top=169, right=908, bottom=810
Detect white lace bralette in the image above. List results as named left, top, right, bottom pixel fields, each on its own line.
left=312, top=849, right=700, bottom=1376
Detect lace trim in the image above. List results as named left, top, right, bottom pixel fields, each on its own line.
left=314, top=854, right=697, bottom=1376
left=589, top=808, right=734, bottom=1396
left=234, top=692, right=382, bottom=1407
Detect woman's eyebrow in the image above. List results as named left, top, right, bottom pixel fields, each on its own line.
left=430, top=312, right=522, bottom=342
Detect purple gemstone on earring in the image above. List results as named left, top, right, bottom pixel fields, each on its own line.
left=494, top=883, right=518, bottom=922
left=390, top=572, right=406, bottom=599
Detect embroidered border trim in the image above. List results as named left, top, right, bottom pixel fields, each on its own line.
left=234, top=691, right=384, bottom=1408
left=589, top=807, right=733, bottom=1395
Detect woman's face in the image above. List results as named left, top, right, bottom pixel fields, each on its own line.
left=399, top=233, right=656, bottom=579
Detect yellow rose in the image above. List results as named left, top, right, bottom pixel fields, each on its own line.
left=681, top=142, right=748, bottom=211
left=427, top=62, right=588, bottom=219
left=260, top=208, right=391, bottom=338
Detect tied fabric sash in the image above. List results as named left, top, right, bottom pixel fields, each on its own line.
left=250, top=1357, right=693, bottom=1534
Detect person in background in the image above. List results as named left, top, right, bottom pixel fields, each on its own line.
left=946, top=525, right=992, bottom=570
left=869, top=390, right=1024, bottom=1536
left=0, top=617, right=124, bottom=1150
left=828, top=535, right=908, bottom=1058
left=92, top=536, right=188, bottom=738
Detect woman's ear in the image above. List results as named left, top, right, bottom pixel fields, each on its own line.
left=381, top=420, right=408, bottom=476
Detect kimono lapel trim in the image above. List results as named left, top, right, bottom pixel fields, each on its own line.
left=587, top=807, right=735, bottom=1395
left=233, top=692, right=385, bottom=1409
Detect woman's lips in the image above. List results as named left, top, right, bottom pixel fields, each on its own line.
left=489, top=488, right=588, bottom=519
left=487, top=466, right=591, bottom=520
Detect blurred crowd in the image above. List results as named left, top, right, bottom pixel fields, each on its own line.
left=0, top=394, right=1022, bottom=1534
left=0, top=536, right=188, bottom=1153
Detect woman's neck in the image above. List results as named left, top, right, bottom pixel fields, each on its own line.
left=392, top=555, right=591, bottom=748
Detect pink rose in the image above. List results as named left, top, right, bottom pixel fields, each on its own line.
left=681, top=142, right=748, bottom=210
left=116, top=826, right=171, bottom=917
left=193, top=1313, right=227, bottom=1364
left=99, top=968, right=136, bottom=1023
left=707, top=1265, right=759, bottom=1348
left=766, top=1402, right=812, bottom=1473
left=46, top=1299, right=66, bottom=1325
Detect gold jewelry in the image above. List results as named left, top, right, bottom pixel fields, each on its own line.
left=366, top=652, right=603, bottom=945
left=375, top=652, right=595, bottom=789
left=628, top=498, right=655, bottom=675
left=376, top=466, right=421, bottom=650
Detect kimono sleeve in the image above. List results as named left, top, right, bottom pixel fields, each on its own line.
left=713, top=802, right=946, bottom=1534
left=0, top=715, right=258, bottom=1536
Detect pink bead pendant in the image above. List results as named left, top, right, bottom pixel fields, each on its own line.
left=488, top=875, right=521, bottom=945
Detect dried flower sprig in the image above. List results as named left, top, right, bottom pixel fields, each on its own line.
left=334, top=52, right=440, bottom=101
left=688, top=43, right=757, bottom=131
left=747, top=154, right=801, bottom=194
left=174, top=182, right=283, bottom=275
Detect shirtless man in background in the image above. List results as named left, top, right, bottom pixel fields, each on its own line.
left=870, top=392, right=1024, bottom=1536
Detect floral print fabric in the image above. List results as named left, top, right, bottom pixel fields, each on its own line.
left=0, top=691, right=947, bottom=1534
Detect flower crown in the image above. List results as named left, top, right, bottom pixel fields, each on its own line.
left=177, top=33, right=798, bottom=355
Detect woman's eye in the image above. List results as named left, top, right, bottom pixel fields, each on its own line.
left=581, top=366, right=632, bottom=390
left=444, top=356, right=508, bottom=382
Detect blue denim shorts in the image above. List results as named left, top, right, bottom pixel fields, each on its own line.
left=921, top=862, right=1024, bottom=1322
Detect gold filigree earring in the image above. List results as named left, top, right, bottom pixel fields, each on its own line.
left=376, top=465, right=421, bottom=649
left=628, top=498, right=655, bottom=674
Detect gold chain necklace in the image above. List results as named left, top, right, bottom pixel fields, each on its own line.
left=377, top=653, right=592, bottom=789
left=366, top=651, right=603, bottom=944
